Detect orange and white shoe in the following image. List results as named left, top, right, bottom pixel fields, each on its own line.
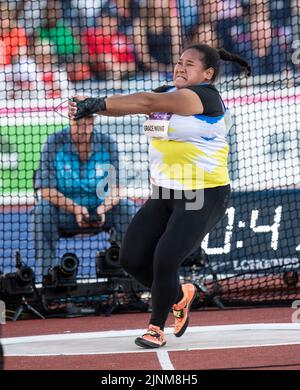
left=172, top=283, right=197, bottom=338
left=135, top=324, right=167, bottom=349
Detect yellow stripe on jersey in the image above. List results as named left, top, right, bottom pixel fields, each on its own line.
left=150, top=139, right=230, bottom=189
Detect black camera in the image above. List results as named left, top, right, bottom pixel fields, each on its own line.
left=83, top=215, right=103, bottom=224
left=0, top=252, right=35, bottom=297
left=47, top=253, right=79, bottom=289
left=96, top=242, right=126, bottom=277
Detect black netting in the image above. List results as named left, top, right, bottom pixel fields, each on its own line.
left=0, top=0, right=299, bottom=313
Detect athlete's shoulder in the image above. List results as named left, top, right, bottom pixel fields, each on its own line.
left=185, top=83, right=219, bottom=94
left=185, top=84, right=224, bottom=116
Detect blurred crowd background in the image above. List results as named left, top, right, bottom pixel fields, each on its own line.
left=0, top=0, right=299, bottom=100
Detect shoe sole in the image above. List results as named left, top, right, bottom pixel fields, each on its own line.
left=174, top=286, right=197, bottom=338
left=135, top=337, right=166, bottom=349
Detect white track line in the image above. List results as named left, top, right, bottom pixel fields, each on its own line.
left=3, top=323, right=300, bottom=345
left=156, top=350, right=175, bottom=370
left=4, top=341, right=300, bottom=357
left=3, top=323, right=300, bottom=359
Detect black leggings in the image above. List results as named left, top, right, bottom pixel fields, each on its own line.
left=119, top=185, right=231, bottom=329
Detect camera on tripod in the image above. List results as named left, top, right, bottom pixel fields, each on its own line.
left=45, top=252, right=79, bottom=289
left=0, top=251, right=35, bottom=297
left=82, top=215, right=103, bottom=225
left=95, top=241, right=126, bottom=278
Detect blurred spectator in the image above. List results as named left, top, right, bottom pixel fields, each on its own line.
left=101, top=0, right=141, bottom=35
left=270, top=0, right=293, bottom=28
left=292, top=0, right=300, bottom=40
left=249, top=1, right=273, bottom=59
left=177, top=0, right=198, bottom=38
left=0, top=3, right=27, bottom=67
left=189, top=0, right=222, bottom=48
left=68, top=0, right=104, bottom=28
left=271, top=1, right=294, bottom=72
left=133, top=0, right=181, bottom=74
left=0, top=1, right=37, bottom=98
left=214, top=0, right=244, bottom=53
left=37, top=0, right=81, bottom=61
left=35, top=0, right=90, bottom=82
left=8, top=42, right=42, bottom=99
left=186, top=1, right=244, bottom=51
left=82, top=14, right=137, bottom=80
left=33, top=38, right=69, bottom=98
left=247, top=1, right=286, bottom=75
left=15, top=0, right=48, bottom=39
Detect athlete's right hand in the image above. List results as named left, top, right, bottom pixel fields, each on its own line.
left=68, top=95, right=88, bottom=120
left=74, top=205, right=90, bottom=228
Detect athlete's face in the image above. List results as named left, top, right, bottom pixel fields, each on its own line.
left=173, top=49, right=214, bottom=89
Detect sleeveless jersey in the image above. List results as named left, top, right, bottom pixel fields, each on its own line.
left=145, top=84, right=232, bottom=190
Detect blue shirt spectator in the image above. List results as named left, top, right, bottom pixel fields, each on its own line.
left=35, top=128, right=117, bottom=210
left=32, top=116, right=138, bottom=279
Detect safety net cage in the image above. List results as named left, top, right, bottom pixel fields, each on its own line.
left=0, top=0, right=299, bottom=310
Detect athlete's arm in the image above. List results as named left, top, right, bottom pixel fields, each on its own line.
left=105, top=89, right=204, bottom=116
left=69, top=89, right=204, bottom=118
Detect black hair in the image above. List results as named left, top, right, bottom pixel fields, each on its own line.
left=185, top=44, right=251, bottom=82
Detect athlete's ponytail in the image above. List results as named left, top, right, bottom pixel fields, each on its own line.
left=218, top=48, right=251, bottom=77
left=185, top=44, right=251, bottom=82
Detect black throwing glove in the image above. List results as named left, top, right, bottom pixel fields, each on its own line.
left=73, top=97, right=107, bottom=120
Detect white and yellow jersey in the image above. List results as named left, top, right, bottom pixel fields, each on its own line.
left=144, top=84, right=233, bottom=190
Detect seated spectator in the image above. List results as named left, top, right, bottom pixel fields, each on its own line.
left=82, top=14, right=137, bottom=80
left=31, top=115, right=137, bottom=280
left=133, top=0, right=181, bottom=75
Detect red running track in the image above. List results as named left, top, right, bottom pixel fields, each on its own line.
left=2, top=307, right=300, bottom=370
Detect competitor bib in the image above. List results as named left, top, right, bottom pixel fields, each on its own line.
left=143, top=112, right=172, bottom=139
